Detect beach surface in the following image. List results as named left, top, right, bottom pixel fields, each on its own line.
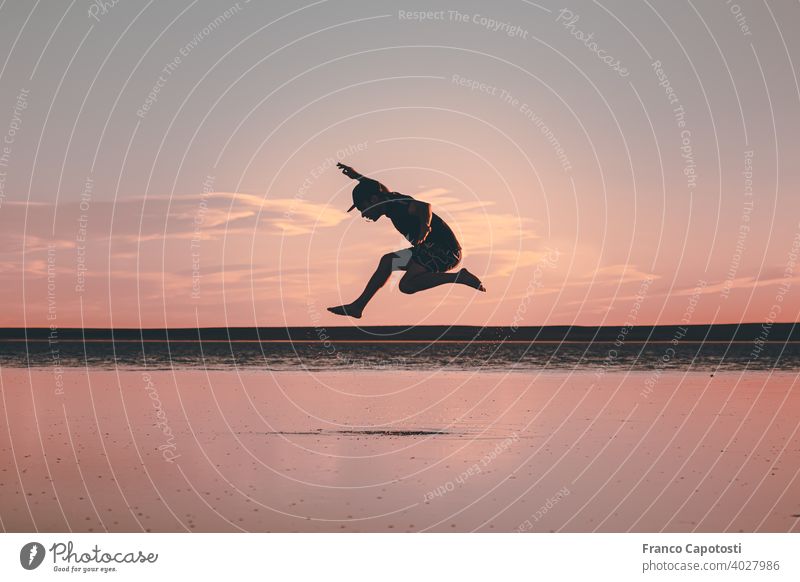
left=1, top=368, right=798, bottom=532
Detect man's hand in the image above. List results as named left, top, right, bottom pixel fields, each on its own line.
left=337, top=163, right=362, bottom=180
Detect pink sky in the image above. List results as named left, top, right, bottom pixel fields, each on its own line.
left=1, top=2, right=799, bottom=328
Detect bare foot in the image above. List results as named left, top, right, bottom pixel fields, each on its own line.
left=457, top=268, right=486, bottom=292
left=327, top=303, right=364, bottom=318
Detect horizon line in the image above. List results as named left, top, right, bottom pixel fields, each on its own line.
left=0, top=322, right=795, bottom=344
left=0, top=321, right=796, bottom=331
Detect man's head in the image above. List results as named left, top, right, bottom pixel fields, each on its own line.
left=347, top=178, right=390, bottom=221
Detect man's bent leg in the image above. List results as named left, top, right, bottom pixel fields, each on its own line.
left=398, top=261, right=486, bottom=294
left=328, top=250, right=411, bottom=318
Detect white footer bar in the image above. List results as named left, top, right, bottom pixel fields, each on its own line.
left=1, top=533, right=798, bottom=581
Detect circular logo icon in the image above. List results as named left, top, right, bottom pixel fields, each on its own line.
left=20, top=542, right=46, bottom=570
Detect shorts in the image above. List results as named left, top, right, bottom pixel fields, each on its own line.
left=407, top=242, right=462, bottom=273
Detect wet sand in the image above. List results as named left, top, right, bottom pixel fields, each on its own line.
left=1, top=368, right=798, bottom=532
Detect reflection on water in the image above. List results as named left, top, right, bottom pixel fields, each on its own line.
left=262, top=429, right=451, bottom=437
left=1, top=340, right=798, bottom=371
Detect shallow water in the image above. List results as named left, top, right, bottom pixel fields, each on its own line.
left=2, top=368, right=798, bottom=532
left=2, top=339, right=798, bottom=371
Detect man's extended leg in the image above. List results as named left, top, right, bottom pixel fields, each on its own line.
left=398, top=261, right=486, bottom=295
left=327, top=251, right=409, bottom=318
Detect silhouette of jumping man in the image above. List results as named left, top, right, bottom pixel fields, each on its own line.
left=328, top=163, right=485, bottom=319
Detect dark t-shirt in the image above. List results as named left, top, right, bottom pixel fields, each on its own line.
left=383, top=193, right=461, bottom=251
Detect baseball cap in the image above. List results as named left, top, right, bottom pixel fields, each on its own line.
left=347, top=178, right=389, bottom=212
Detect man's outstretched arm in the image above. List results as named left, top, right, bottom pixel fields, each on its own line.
left=336, top=163, right=364, bottom=180
left=408, top=199, right=433, bottom=245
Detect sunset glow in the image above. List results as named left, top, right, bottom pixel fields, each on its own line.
left=0, top=2, right=797, bottom=329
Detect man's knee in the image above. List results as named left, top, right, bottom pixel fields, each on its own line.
left=399, top=277, right=418, bottom=294
left=378, top=253, right=396, bottom=270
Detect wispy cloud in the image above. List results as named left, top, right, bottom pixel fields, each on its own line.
left=582, top=264, right=660, bottom=285
left=674, top=274, right=800, bottom=296
left=206, top=192, right=348, bottom=235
